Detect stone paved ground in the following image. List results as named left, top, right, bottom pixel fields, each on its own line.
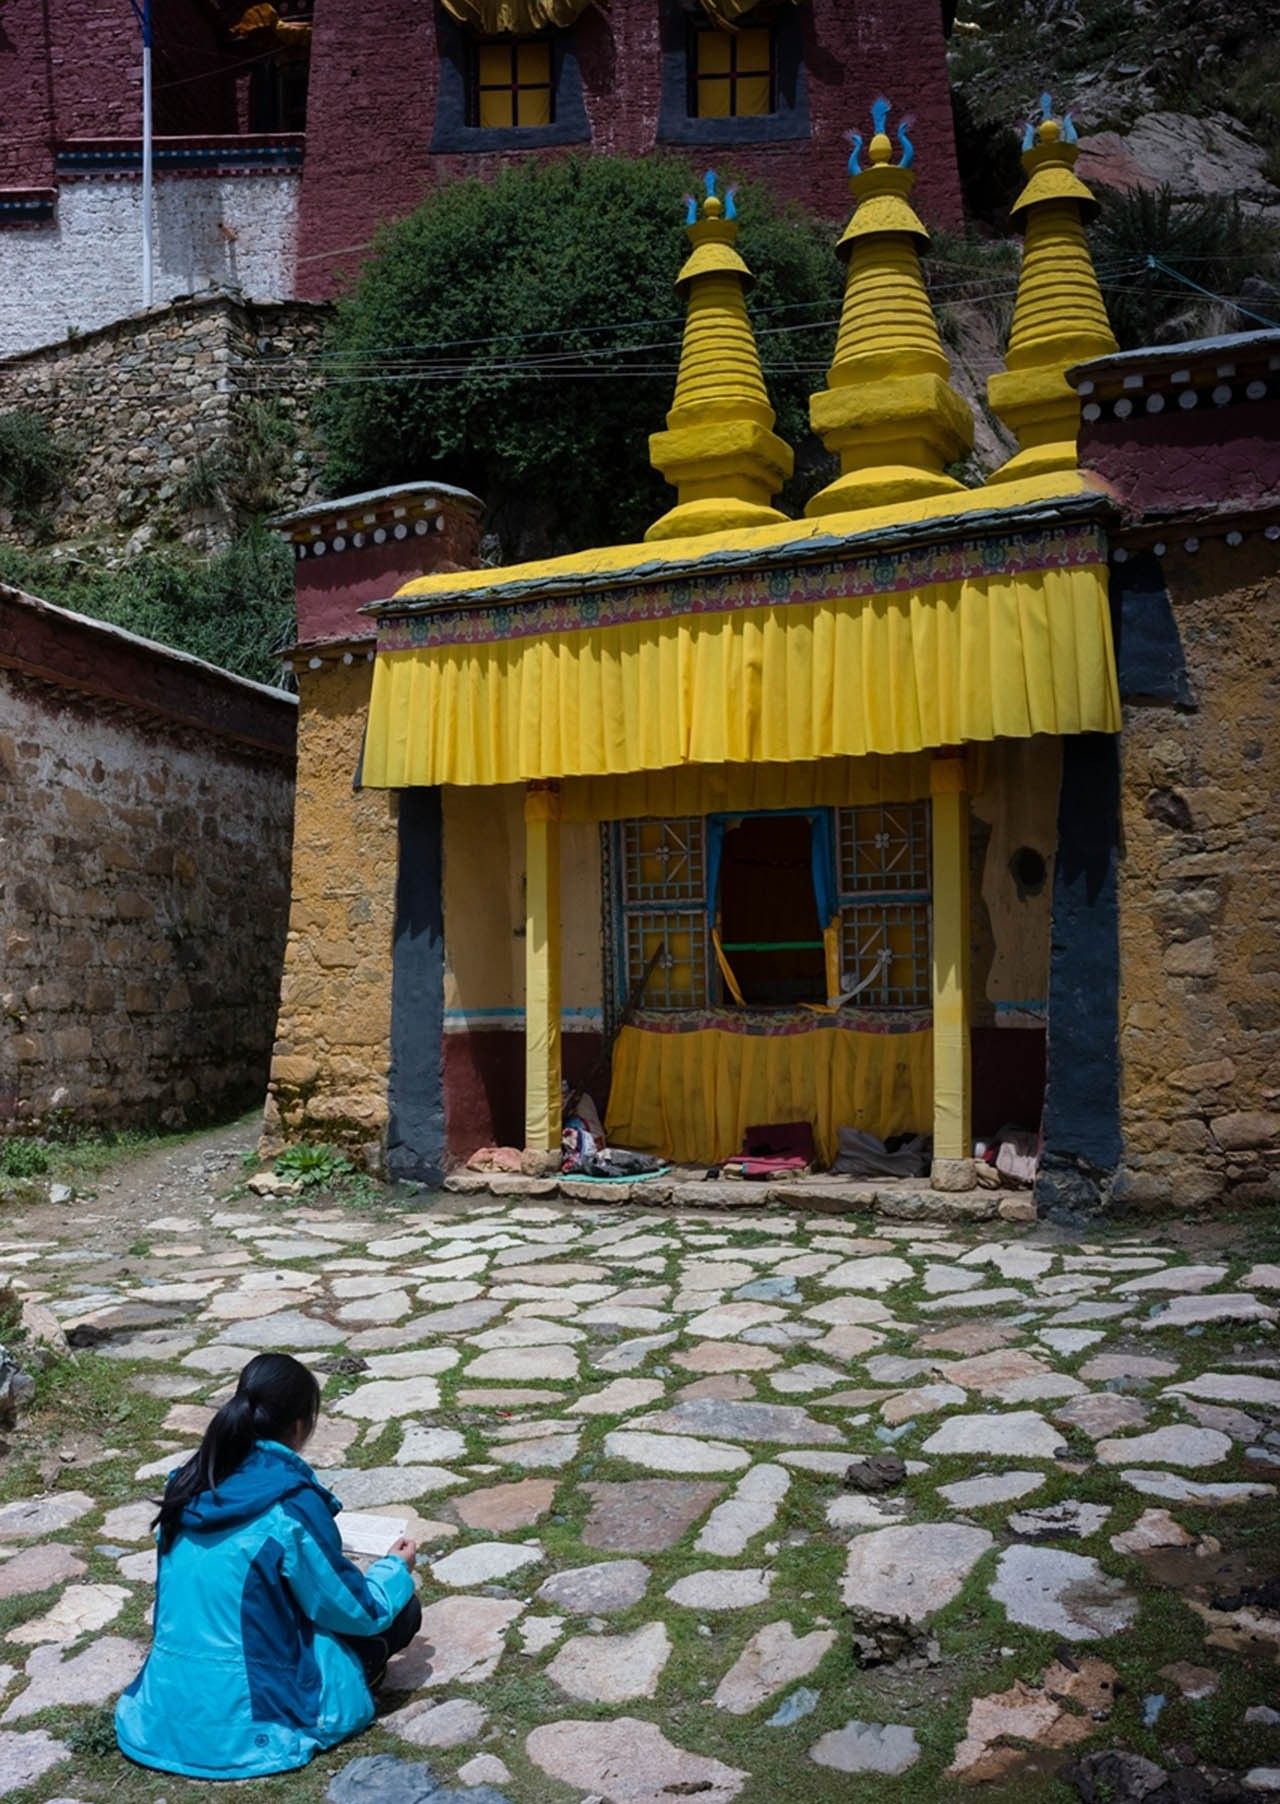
left=1, top=1122, right=1279, bottom=1804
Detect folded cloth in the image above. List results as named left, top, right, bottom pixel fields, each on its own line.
left=831, top=1127, right=929, bottom=1179
left=466, top=1145, right=524, bottom=1174
left=722, top=1154, right=810, bottom=1182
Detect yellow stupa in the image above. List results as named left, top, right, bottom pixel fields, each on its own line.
left=986, top=95, right=1119, bottom=485
left=806, top=99, right=973, bottom=518
left=647, top=173, right=793, bottom=542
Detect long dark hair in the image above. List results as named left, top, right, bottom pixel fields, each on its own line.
left=154, top=1353, right=320, bottom=1551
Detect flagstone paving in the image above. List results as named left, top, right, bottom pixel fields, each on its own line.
left=1, top=1124, right=1279, bottom=1801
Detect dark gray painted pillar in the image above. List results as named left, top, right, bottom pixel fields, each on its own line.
left=1037, top=733, right=1123, bottom=1221
left=386, top=788, right=445, bottom=1185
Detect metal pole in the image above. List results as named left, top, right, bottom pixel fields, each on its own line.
left=140, top=0, right=153, bottom=307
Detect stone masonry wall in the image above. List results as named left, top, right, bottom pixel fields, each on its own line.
left=0, top=292, right=328, bottom=554
left=0, top=670, right=295, bottom=1131
left=1116, top=536, right=1280, bottom=1210
left=264, top=656, right=400, bottom=1161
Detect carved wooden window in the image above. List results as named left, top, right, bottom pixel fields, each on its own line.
left=835, top=802, right=932, bottom=1008
left=617, top=817, right=710, bottom=1010
left=472, top=37, right=554, bottom=128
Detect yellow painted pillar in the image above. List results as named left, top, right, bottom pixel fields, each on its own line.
left=930, top=752, right=972, bottom=1175
left=524, top=781, right=562, bottom=1153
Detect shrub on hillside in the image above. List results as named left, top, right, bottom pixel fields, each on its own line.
left=317, top=154, right=843, bottom=558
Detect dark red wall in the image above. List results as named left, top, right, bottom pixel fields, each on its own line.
left=1080, top=395, right=1280, bottom=517
left=291, top=500, right=482, bottom=645
left=295, top=0, right=963, bottom=299
left=445, top=1028, right=605, bottom=1157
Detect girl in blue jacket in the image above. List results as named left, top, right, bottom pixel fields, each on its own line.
left=116, top=1352, right=422, bottom=1780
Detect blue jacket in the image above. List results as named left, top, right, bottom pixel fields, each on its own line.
left=115, top=1440, right=415, bottom=1780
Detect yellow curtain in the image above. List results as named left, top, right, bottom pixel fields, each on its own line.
left=558, top=752, right=935, bottom=821
left=439, top=0, right=596, bottom=30
left=363, top=562, right=1118, bottom=789
left=698, top=0, right=801, bottom=29
left=606, top=1016, right=932, bottom=1166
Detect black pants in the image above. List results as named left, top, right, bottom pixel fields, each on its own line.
left=341, top=1594, right=422, bottom=1688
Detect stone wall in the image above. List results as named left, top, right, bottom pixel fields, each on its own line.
left=0, top=586, right=296, bottom=1132
left=0, top=176, right=301, bottom=360
left=0, top=291, right=328, bottom=554
left=1116, top=535, right=1280, bottom=1210
left=264, top=655, right=401, bottom=1159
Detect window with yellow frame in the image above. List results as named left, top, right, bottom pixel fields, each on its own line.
left=471, top=36, right=554, bottom=129
left=689, top=23, right=774, bottom=120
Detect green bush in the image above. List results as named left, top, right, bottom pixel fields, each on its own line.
left=0, top=1138, right=50, bottom=1179
left=1089, top=183, right=1277, bottom=347
left=0, top=411, right=75, bottom=530
left=0, top=529, right=295, bottom=687
left=317, top=154, right=844, bottom=557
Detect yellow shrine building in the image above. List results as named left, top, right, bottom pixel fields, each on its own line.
left=267, top=98, right=1220, bottom=1216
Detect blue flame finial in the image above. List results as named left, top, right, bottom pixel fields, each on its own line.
left=1062, top=111, right=1078, bottom=143
left=846, top=129, right=864, bottom=175
left=684, top=192, right=697, bottom=225
left=897, top=115, right=915, bottom=167
left=870, top=96, right=891, bottom=137
left=704, top=168, right=717, bottom=198
left=725, top=184, right=738, bottom=220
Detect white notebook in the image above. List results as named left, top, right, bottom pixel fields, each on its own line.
left=339, top=1511, right=404, bottom=1559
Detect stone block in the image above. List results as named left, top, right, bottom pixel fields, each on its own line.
left=272, top=1055, right=320, bottom=1089
left=1211, top=1110, right=1279, bottom=1152
left=930, top=1158, right=977, bottom=1192
left=1163, top=939, right=1216, bottom=978
left=51, top=1027, right=93, bottom=1061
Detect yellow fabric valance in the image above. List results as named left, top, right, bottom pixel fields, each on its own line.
left=439, top=0, right=596, bottom=31
left=605, top=1014, right=932, bottom=1166
left=558, top=751, right=937, bottom=821
left=363, top=540, right=1119, bottom=789
left=697, top=0, right=802, bottom=30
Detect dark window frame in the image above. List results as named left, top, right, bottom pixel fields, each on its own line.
left=658, top=0, right=810, bottom=147
left=686, top=17, right=776, bottom=121
left=432, top=5, right=590, bottom=153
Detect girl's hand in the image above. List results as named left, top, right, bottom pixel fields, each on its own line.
left=390, top=1536, right=418, bottom=1567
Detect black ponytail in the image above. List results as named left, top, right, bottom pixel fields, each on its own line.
left=154, top=1353, right=320, bottom=1551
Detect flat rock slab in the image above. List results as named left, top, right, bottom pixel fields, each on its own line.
left=7, top=1582, right=130, bottom=1645
left=318, top=1467, right=459, bottom=1509
left=818, top=1257, right=914, bottom=1291
left=990, top=1545, right=1137, bottom=1641
left=1118, top=1470, right=1276, bottom=1506
left=922, top=1412, right=1067, bottom=1459
left=937, top=1472, right=1045, bottom=1509
left=1054, top=1393, right=1149, bottom=1439
left=2, top=1637, right=146, bottom=1722
left=568, top=1379, right=666, bottom=1416
left=525, top=1716, right=747, bottom=1803
left=581, top=1481, right=726, bottom=1552
left=326, top=1754, right=496, bottom=1804
left=1095, top=1426, right=1232, bottom=1468
left=841, top=1524, right=993, bottom=1621
left=382, top=1696, right=488, bottom=1750
left=673, top=1342, right=780, bottom=1374
left=714, top=1621, right=837, bottom=1715
left=696, top=1464, right=789, bottom=1557
left=1141, top=1294, right=1277, bottom=1330
left=1110, top=1508, right=1194, bottom=1554
left=430, top=1542, right=542, bottom=1587
left=0, top=1729, right=71, bottom=1799
left=0, top=1544, right=87, bottom=1599
left=1117, top=1264, right=1228, bottom=1294
left=1171, top=1372, right=1280, bottom=1407
left=809, top=1720, right=920, bottom=1776
left=0, top=1494, right=95, bottom=1542
left=605, top=1431, right=749, bottom=1474
left=666, top=1568, right=773, bottom=1610
left=546, top=1621, right=671, bottom=1703
left=684, top=1302, right=787, bottom=1339
left=465, top=1348, right=579, bottom=1381
left=632, top=1398, right=840, bottom=1446
left=387, top=1596, right=522, bottom=1690
left=332, top=1378, right=442, bottom=1421
left=396, top=1427, right=466, bottom=1466
left=1080, top=1355, right=1178, bottom=1385
left=1007, top=1500, right=1112, bottom=1541
left=536, top=1560, right=650, bottom=1615
left=490, top=1434, right=580, bottom=1469
left=451, top=1478, right=558, bottom=1533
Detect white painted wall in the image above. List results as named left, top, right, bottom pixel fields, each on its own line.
left=0, top=174, right=298, bottom=358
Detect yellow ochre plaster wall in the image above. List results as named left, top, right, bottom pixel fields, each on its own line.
left=1117, top=539, right=1280, bottom=1211
left=264, top=658, right=398, bottom=1157
left=972, top=736, right=1061, bottom=1026
left=441, top=786, right=603, bottom=1019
